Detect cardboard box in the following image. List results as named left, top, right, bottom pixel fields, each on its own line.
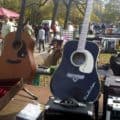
left=16, top=103, right=44, bottom=120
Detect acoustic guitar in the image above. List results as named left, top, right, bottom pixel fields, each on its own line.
left=0, top=0, right=36, bottom=82
left=50, top=0, right=100, bottom=103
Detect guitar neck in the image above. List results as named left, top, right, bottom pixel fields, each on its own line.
left=15, top=0, right=26, bottom=41
left=77, top=0, right=94, bottom=51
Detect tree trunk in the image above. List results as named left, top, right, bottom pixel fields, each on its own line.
left=64, top=0, right=72, bottom=29
left=51, top=0, right=60, bottom=27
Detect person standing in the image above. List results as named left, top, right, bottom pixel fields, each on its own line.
left=51, top=22, right=57, bottom=38
left=33, top=24, right=39, bottom=41
left=1, top=17, right=11, bottom=38
left=43, top=23, right=50, bottom=43
left=8, top=18, right=17, bottom=32
left=24, top=21, right=36, bottom=42
left=24, top=21, right=35, bottom=37
left=67, top=22, right=74, bottom=32
left=1, top=17, right=17, bottom=38
left=37, top=26, right=45, bottom=52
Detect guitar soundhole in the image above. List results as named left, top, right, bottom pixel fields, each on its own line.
left=13, top=40, right=22, bottom=50
left=17, top=42, right=27, bottom=58
left=72, top=52, right=86, bottom=66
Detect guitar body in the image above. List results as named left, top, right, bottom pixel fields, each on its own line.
left=0, top=31, right=36, bottom=82
left=50, top=40, right=100, bottom=103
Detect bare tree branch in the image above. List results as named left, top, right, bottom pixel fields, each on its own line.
left=63, top=0, right=72, bottom=29
left=26, top=0, right=49, bottom=8
left=39, top=0, right=49, bottom=7
left=63, top=0, right=68, bottom=7
left=51, top=0, right=60, bottom=27
left=73, top=0, right=86, bottom=16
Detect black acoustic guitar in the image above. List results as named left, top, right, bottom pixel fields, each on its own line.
left=50, top=0, right=100, bottom=103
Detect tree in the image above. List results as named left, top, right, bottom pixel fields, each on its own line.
left=51, top=0, right=60, bottom=28
left=26, top=0, right=49, bottom=24
left=103, top=0, right=120, bottom=24
left=63, top=0, right=72, bottom=29
left=0, top=0, right=20, bottom=12
left=73, top=0, right=86, bottom=16
left=26, top=0, right=49, bottom=7
left=0, top=0, right=49, bottom=24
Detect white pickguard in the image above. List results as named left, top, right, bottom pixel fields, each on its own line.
left=79, top=50, right=94, bottom=73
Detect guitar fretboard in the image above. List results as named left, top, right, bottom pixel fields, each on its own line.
left=77, top=0, right=94, bottom=51
left=15, top=0, right=26, bottom=42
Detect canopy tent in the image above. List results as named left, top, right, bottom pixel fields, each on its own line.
left=0, top=7, right=19, bottom=18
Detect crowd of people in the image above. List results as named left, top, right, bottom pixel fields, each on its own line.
left=0, top=17, right=51, bottom=53
left=89, top=22, right=120, bottom=36
left=0, top=16, right=76, bottom=53
left=1, top=15, right=120, bottom=55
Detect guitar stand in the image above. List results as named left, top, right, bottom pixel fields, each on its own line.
left=22, top=87, right=38, bottom=100
left=53, top=97, right=86, bottom=108
left=52, top=97, right=99, bottom=120
left=44, top=97, right=97, bottom=120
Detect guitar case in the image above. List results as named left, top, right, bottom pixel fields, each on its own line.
left=110, top=53, right=120, bottom=76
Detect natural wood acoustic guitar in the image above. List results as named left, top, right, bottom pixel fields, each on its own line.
left=0, top=0, right=36, bottom=83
